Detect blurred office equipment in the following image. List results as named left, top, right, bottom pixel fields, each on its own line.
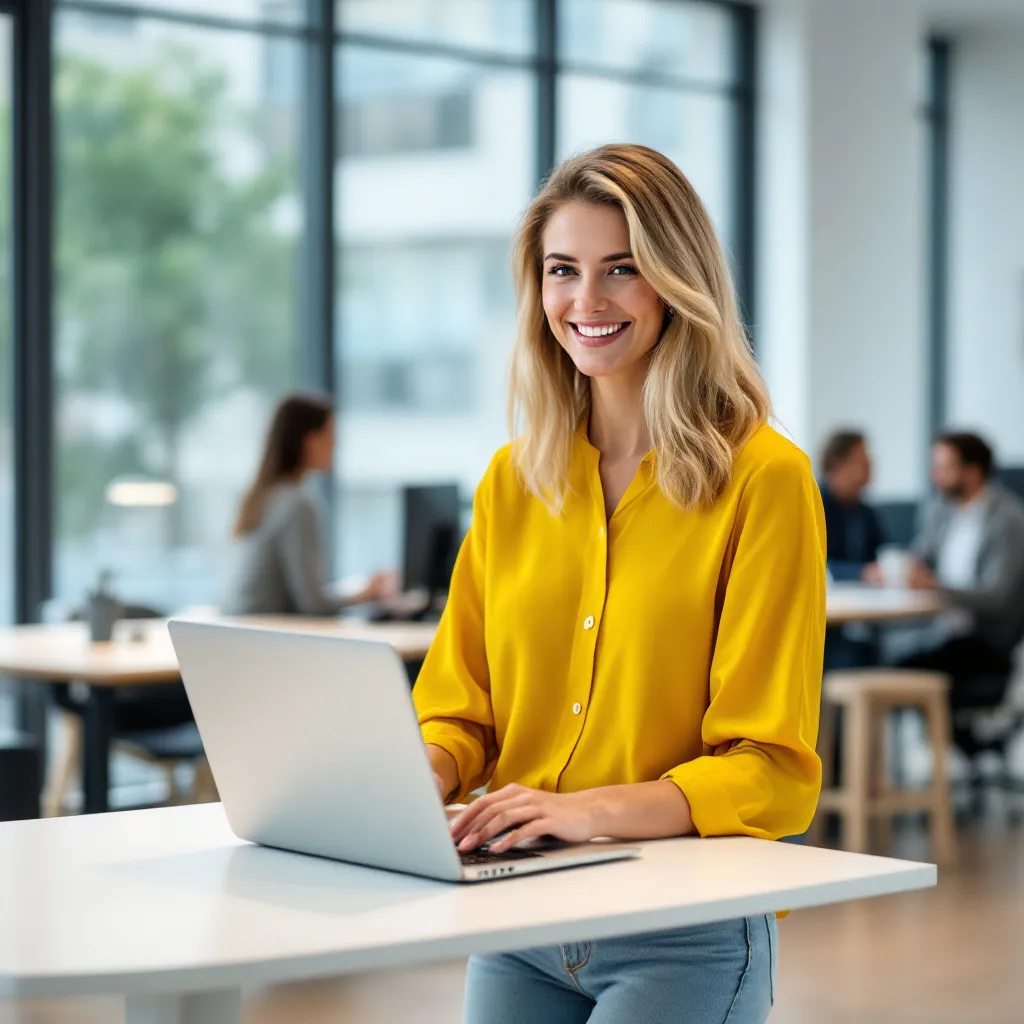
left=397, top=484, right=461, bottom=621
left=84, top=569, right=120, bottom=642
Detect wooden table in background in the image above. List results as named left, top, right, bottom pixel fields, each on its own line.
left=825, top=584, right=946, bottom=626
left=0, top=617, right=437, bottom=814
left=0, top=585, right=944, bottom=815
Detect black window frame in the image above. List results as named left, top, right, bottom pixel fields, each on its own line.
left=924, top=37, right=952, bottom=438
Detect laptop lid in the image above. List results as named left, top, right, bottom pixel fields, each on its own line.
left=167, top=619, right=464, bottom=881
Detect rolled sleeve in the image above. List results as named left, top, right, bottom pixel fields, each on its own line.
left=663, top=453, right=827, bottom=839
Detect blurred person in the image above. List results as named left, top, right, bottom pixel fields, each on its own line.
left=892, top=432, right=1024, bottom=714
left=415, top=145, right=825, bottom=1024
left=818, top=430, right=887, bottom=582
left=819, top=430, right=887, bottom=670
left=222, top=392, right=395, bottom=616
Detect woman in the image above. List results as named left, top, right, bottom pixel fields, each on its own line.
left=223, top=392, right=394, bottom=615
left=414, top=145, right=826, bottom=1023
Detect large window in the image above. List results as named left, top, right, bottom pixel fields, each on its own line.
left=10, top=0, right=753, bottom=620
left=333, top=0, right=750, bottom=577
left=54, top=7, right=304, bottom=613
left=334, top=39, right=534, bottom=576
left=558, top=0, right=741, bottom=254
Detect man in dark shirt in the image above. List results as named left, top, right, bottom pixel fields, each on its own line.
left=819, top=430, right=887, bottom=668
left=819, top=430, right=887, bottom=582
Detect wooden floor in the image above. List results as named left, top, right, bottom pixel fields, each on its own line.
left=3, top=818, right=1023, bottom=1023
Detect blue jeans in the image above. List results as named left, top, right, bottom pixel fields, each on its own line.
left=463, top=915, right=777, bottom=1023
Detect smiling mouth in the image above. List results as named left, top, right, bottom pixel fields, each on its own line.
left=569, top=322, right=630, bottom=345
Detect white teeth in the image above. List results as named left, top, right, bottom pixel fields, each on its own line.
left=575, top=323, right=625, bottom=338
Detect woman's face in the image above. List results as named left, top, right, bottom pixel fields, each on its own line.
left=541, top=201, right=666, bottom=381
left=303, top=416, right=335, bottom=473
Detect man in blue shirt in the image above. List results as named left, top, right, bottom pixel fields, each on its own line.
left=819, top=430, right=887, bottom=668
left=820, top=430, right=888, bottom=583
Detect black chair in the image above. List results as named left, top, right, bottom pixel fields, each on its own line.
left=995, top=467, right=1024, bottom=503
left=0, top=736, right=42, bottom=821
left=951, top=668, right=1024, bottom=816
left=874, top=500, right=919, bottom=548
left=45, top=604, right=209, bottom=814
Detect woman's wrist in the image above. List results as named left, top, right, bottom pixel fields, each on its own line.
left=586, top=780, right=695, bottom=840
left=426, top=744, right=460, bottom=802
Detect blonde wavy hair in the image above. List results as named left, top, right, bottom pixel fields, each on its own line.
left=509, top=143, right=771, bottom=512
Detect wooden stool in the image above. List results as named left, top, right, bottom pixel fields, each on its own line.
left=811, top=669, right=957, bottom=863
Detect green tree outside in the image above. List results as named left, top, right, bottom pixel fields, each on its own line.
left=56, top=44, right=297, bottom=543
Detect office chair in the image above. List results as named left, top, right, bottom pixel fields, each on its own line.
left=951, top=665, right=1024, bottom=817
left=874, top=500, right=919, bottom=548
left=995, top=466, right=1024, bottom=502
left=44, top=604, right=214, bottom=815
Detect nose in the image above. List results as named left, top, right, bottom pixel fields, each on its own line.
left=573, top=271, right=610, bottom=317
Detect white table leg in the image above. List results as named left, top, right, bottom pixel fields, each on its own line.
left=125, top=988, right=241, bottom=1024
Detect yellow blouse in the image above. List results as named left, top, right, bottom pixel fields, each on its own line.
left=415, top=423, right=827, bottom=840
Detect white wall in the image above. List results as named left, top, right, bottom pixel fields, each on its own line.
left=949, top=29, right=1024, bottom=466
left=757, top=0, right=929, bottom=498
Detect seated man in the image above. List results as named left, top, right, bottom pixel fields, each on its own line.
left=819, top=430, right=887, bottom=580
left=894, top=432, right=1024, bottom=715
left=819, top=430, right=887, bottom=668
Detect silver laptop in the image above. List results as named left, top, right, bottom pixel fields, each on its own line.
left=167, top=619, right=639, bottom=882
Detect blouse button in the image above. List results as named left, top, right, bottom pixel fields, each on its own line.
left=583, top=615, right=595, bottom=630
left=572, top=702, right=582, bottom=715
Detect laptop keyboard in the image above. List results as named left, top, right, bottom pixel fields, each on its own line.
left=459, top=848, right=542, bottom=866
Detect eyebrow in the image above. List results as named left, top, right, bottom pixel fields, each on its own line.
left=543, top=251, right=634, bottom=263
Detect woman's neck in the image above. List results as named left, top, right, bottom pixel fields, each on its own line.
left=587, top=369, right=650, bottom=460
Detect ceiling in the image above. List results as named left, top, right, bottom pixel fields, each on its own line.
left=746, top=0, right=1024, bottom=32
left=921, top=0, right=1024, bottom=31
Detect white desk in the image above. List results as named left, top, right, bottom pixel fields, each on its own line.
left=826, top=584, right=946, bottom=626
left=0, top=804, right=935, bottom=1023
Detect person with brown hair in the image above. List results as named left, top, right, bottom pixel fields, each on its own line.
left=222, top=392, right=394, bottom=615
left=818, top=429, right=887, bottom=671
left=818, top=429, right=887, bottom=582
left=413, top=145, right=827, bottom=1023
left=892, top=432, right=1024, bottom=716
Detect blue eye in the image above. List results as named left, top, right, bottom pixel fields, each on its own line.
left=610, top=264, right=638, bottom=276
left=547, top=264, right=576, bottom=277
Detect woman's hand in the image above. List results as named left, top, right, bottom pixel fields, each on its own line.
left=354, top=570, right=400, bottom=604
left=450, top=780, right=694, bottom=854
left=907, top=559, right=938, bottom=591
left=860, top=562, right=883, bottom=585
left=450, top=785, right=600, bottom=854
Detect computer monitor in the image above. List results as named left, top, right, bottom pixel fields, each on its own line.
left=402, top=484, right=461, bottom=604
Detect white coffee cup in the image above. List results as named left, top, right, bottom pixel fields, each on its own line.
left=877, top=545, right=912, bottom=588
